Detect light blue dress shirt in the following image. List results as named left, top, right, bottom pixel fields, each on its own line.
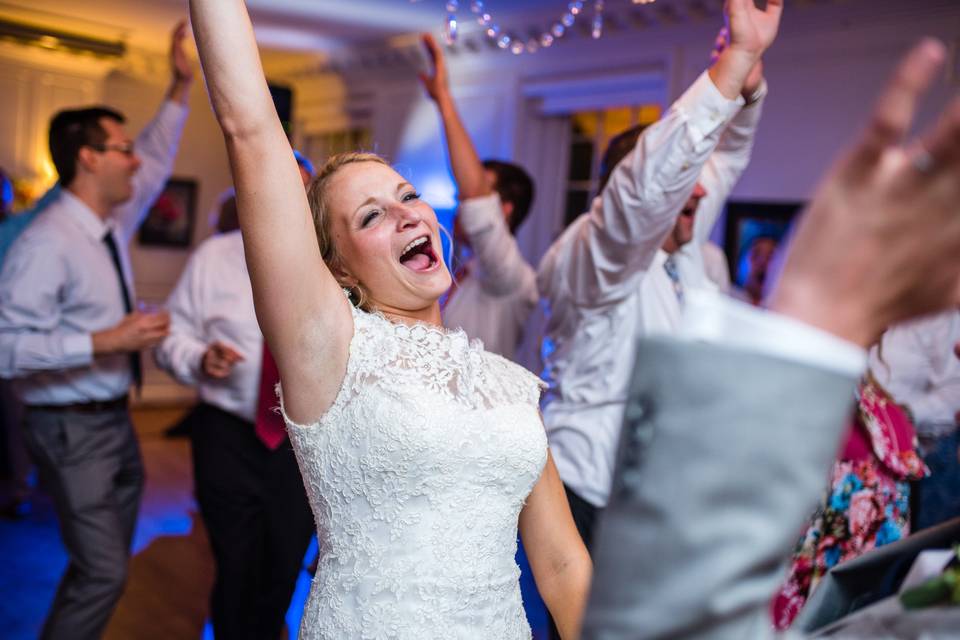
left=0, top=100, right=188, bottom=404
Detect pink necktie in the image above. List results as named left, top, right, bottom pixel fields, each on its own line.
left=254, top=344, right=287, bottom=450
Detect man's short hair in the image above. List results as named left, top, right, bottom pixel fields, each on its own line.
left=48, top=107, right=126, bottom=187
left=483, top=159, right=535, bottom=234
left=597, top=123, right=650, bottom=195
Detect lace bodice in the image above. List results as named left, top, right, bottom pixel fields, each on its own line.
left=281, top=306, right=547, bottom=640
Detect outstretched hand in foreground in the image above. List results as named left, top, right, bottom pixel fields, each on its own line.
left=771, top=39, right=960, bottom=348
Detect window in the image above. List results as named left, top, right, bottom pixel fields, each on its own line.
left=563, top=104, right=661, bottom=228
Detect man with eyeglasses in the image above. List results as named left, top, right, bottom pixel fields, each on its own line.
left=0, top=21, right=192, bottom=640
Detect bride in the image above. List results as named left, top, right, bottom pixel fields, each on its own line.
left=187, top=1, right=591, bottom=637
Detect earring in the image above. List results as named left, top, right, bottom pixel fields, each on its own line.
left=353, top=286, right=367, bottom=309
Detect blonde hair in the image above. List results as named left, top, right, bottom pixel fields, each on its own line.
left=307, top=151, right=390, bottom=310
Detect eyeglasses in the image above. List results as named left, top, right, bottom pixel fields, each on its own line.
left=88, top=142, right=136, bottom=156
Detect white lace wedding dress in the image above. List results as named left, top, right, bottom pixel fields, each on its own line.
left=281, top=306, right=547, bottom=639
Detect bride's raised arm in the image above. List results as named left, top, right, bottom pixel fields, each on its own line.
left=189, top=0, right=352, bottom=421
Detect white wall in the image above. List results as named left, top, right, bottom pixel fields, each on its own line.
left=0, top=43, right=106, bottom=190
left=727, top=17, right=960, bottom=202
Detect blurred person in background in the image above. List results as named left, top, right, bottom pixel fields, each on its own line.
left=155, top=154, right=315, bottom=639
left=0, top=22, right=191, bottom=639
left=420, top=33, right=539, bottom=369
left=732, top=235, right=778, bottom=306
left=870, top=310, right=960, bottom=531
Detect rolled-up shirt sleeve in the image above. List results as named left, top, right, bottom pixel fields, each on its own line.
left=116, top=100, right=190, bottom=243
left=0, top=235, right=93, bottom=377
left=457, top=193, right=537, bottom=299
left=692, top=81, right=767, bottom=246
left=539, top=70, right=745, bottom=308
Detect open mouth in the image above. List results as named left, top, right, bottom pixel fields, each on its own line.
left=399, top=235, right=440, bottom=272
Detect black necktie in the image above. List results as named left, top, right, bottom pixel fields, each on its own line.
left=102, top=231, right=142, bottom=391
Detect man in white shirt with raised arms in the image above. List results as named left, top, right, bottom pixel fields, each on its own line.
left=155, top=169, right=314, bottom=640
left=537, top=0, right=779, bottom=548
left=585, top=36, right=960, bottom=637
left=420, top=33, right=540, bottom=368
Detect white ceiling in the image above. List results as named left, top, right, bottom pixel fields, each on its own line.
left=9, top=0, right=955, bottom=77
left=0, top=0, right=592, bottom=54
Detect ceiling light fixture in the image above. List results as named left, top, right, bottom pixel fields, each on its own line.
left=0, top=17, right=125, bottom=58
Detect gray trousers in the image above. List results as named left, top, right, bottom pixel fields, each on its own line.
left=22, top=405, right=144, bottom=640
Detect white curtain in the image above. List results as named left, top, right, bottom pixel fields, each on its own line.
left=510, top=64, right=669, bottom=374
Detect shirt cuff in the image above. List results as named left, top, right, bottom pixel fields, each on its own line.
left=679, top=289, right=867, bottom=377
left=64, top=333, right=94, bottom=368
left=184, top=342, right=208, bottom=383
left=457, top=193, right=503, bottom=235
left=674, top=70, right=746, bottom=140
left=744, top=78, right=768, bottom=107
left=157, top=337, right=207, bottom=386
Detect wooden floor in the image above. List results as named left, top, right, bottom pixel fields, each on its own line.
left=105, top=407, right=214, bottom=640
left=1, top=406, right=219, bottom=640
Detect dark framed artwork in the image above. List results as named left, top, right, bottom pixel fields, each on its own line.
left=138, top=178, right=197, bottom=248
left=723, top=200, right=803, bottom=287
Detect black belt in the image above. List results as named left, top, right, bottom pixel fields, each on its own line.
left=26, top=395, right=129, bottom=414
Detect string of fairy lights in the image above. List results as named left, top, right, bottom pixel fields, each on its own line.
left=435, top=0, right=656, bottom=55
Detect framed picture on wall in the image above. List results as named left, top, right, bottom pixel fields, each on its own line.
left=722, top=200, right=804, bottom=288
left=138, top=178, right=197, bottom=248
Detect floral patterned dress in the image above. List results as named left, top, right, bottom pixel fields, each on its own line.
left=772, top=376, right=928, bottom=630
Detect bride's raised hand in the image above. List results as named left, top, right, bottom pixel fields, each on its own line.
left=188, top=0, right=352, bottom=424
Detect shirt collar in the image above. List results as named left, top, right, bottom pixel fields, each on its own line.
left=58, top=190, right=116, bottom=241
left=652, top=248, right=669, bottom=268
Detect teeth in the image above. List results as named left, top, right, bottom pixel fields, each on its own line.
left=401, top=237, right=428, bottom=255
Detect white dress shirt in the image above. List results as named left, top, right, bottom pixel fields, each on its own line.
left=442, top=193, right=539, bottom=368
left=868, top=309, right=960, bottom=437
left=701, top=241, right=732, bottom=293
left=155, top=231, right=263, bottom=422
left=537, top=71, right=766, bottom=507
left=0, top=101, right=188, bottom=404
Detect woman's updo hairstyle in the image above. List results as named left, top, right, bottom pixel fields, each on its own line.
left=306, top=151, right=390, bottom=310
